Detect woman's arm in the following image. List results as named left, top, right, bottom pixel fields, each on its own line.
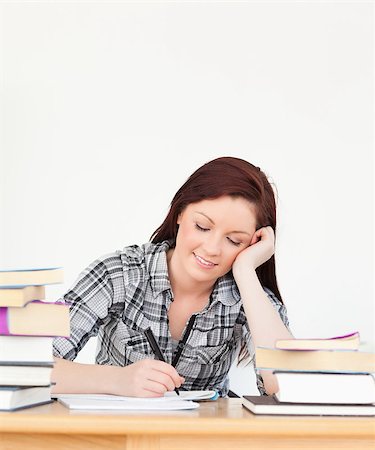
left=232, top=227, right=293, bottom=395
left=51, top=357, right=184, bottom=397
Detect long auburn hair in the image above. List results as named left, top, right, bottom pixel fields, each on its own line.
left=150, top=156, right=283, bottom=305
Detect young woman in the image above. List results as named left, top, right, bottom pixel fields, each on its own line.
left=52, top=157, right=293, bottom=397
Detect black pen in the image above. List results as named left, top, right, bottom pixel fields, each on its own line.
left=144, top=327, right=180, bottom=396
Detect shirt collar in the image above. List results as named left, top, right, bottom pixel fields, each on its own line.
left=146, top=241, right=173, bottom=298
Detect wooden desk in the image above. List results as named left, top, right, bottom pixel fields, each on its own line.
left=0, top=399, right=374, bottom=450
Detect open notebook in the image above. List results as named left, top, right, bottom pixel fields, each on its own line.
left=54, top=390, right=218, bottom=411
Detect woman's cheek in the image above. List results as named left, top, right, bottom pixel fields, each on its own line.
left=227, top=250, right=241, bottom=268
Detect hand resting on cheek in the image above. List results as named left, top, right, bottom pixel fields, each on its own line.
left=232, top=226, right=275, bottom=277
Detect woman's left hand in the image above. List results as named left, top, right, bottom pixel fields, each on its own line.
left=232, top=226, right=275, bottom=276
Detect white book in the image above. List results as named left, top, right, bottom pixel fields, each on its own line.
left=0, top=385, right=52, bottom=411
left=0, top=335, right=54, bottom=364
left=275, top=372, right=375, bottom=404
left=0, top=364, right=53, bottom=386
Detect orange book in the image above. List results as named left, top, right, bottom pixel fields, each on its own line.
left=0, top=286, right=46, bottom=307
left=0, top=267, right=63, bottom=287
left=0, top=301, right=70, bottom=337
left=275, top=332, right=360, bottom=351
left=256, top=347, right=375, bottom=373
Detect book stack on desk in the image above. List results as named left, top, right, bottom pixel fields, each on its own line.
left=0, top=268, right=69, bottom=411
left=243, top=332, right=375, bottom=416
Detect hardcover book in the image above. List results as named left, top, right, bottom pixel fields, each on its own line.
left=275, top=332, right=360, bottom=351
left=255, top=347, right=375, bottom=373
left=0, top=335, right=54, bottom=364
left=0, top=285, right=46, bottom=307
left=274, top=371, right=375, bottom=404
left=0, top=268, right=63, bottom=287
left=0, top=364, right=53, bottom=386
left=0, top=300, right=70, bottom=337
left=0, top=385, right=52, bottom=411
left=242, top=395, right=375, bottom=416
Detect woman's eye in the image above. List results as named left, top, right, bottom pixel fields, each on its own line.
left=227, top=237, right=241, bottom=247
left=195, top=224, right=242, bottom=246
left=195, top=223, right=209, bottom=232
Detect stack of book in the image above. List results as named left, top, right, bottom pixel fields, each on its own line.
left=243, top=332, right=375, bottom=416
left=0, top=268, right=70, bottom=411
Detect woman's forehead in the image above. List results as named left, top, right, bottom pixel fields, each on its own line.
left=184, top=197, right=257, bottom=229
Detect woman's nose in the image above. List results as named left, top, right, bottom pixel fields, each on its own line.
left=202, top=234, right=222, bottom=256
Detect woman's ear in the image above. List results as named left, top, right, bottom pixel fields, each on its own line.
left=176, top=211, right=184, bottom=225
left=177, top=205, right=188, bottom=225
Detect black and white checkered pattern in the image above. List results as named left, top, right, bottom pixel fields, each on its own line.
left=53, top=241, right=289, bottom=396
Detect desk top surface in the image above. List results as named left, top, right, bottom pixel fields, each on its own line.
left=1, top=399, right=374, bottom=438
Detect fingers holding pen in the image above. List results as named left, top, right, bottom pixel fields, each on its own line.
left=151, top=359, right=185, bottom=388
left=114, top=359, right=185, bottom=398
left=143, top=367, right=184, bottom=396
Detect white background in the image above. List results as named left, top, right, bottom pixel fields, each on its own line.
left=1, top=1, right=373, bottom=395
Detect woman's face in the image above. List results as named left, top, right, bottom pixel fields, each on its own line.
left=173, top=196, right=257, bottom=283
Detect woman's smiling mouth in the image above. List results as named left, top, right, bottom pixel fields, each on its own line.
left=193, top=253, right=218, bottom=269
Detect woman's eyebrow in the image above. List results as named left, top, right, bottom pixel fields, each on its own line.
left=195, top=211, right=251, bottom=236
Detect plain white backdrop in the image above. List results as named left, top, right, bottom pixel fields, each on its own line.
left=1, top=1, right=373, bottom=395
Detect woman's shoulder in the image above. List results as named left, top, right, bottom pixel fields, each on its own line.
left=117, top=240, right=171, bottom=285
left=91, top=240, right=169, bottom=266
left=79, top=241, right=171, bottom=286
left=118, top=240, right=170, bottom=265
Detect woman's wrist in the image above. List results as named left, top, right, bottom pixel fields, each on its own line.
left=51, top=357, right=126, bottom=395
left=232, top=265, right=258, bottom=287
left=100, top=364, right=126, bottom=395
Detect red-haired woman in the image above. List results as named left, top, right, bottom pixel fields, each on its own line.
left=52, top=157, right=293, bottom=397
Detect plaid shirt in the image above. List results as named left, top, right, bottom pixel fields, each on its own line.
left=53, top=240, right=289, bottom=396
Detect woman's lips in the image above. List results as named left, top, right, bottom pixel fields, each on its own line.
left=193, top=253, right=218, bottom=269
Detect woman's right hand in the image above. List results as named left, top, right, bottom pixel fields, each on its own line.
left=112, top=359, right=185, bottom=397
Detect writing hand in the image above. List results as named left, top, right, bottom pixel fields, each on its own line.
left=113, top=359, right=185, bottom=398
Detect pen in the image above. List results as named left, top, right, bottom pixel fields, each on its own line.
left=144, top=327, right=180, bottom=396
